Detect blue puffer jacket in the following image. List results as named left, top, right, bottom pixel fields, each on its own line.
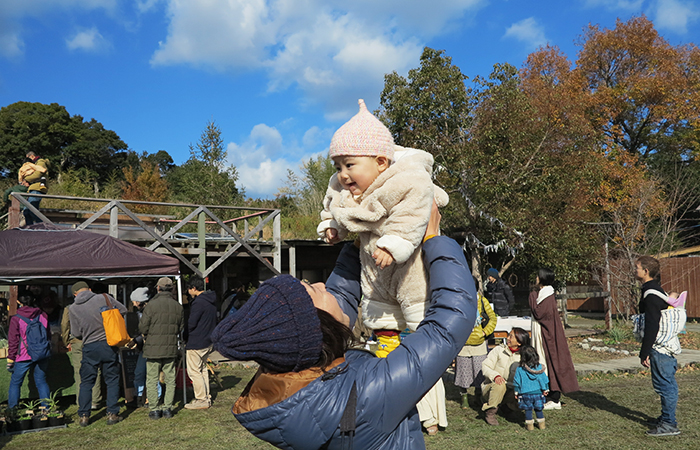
left=234, top=236, right=477, bottom=449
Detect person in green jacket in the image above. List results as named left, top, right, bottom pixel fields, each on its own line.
left=139, top=277, right=184, bottom=420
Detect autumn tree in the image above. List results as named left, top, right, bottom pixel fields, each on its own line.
left=577, top=16, right=700, bottom=171
left=122, top=160, right=170, bottom=213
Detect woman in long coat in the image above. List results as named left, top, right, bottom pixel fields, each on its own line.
left=529, top=268, right=579, bottom=409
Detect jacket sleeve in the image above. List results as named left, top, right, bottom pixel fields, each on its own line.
left=513, top=368, right=522, bottom=393
left=139, top=306, right=152, bottom=336
left=481, top=346, right=501, bottom=382
left=363, top=236, right=477, bottom=431
left=43, top=312, right=50, bottom=340
left=505, top=284, right=514, bottom=308
left=61, top=307, right=71, bottom=346
left=376, top=170, right=434, bottom=255
left=326, top=242, right=362, bottom=329
left=641, top=294, right=666, bottom=361
left=318, top=175, right=349, bottom=241
left=188, top=299, right=203, bottom=334
left=529, top=291, right=553, bottom=322
left=69, top=305, right=83, bottom=340
left=8, top=316, right=20, bottom=361
left=481, top=296, right=498, bottom=336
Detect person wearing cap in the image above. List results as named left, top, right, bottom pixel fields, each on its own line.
left=68, top=281, right=127, bottom=427
left=183, top=276, right=218, bottom=410
left=485, top=267, right=514, bottom=317
left=212, top=202, right=478, bottom=449
left=61, top=297, right=104, bottom=410
left=139, top=277, right=184, bottom=420
left=124, top=287, right=153, bottom=408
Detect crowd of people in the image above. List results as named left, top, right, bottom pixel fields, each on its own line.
left=5, top=99, right=684, bottom=446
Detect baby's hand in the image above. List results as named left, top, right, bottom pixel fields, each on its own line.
left=325, top=228, right=340, bottom=244
left=373, top=247, right=394, bottom=269
left=669, top=292, right=679, bottom=299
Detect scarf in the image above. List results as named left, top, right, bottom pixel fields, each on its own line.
left=536, top=285, right=554, bottom=304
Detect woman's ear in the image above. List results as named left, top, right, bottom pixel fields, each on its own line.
left=376, top=156, right=390, bottom=173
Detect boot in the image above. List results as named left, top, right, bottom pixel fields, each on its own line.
left=537, top=418, right=546, bottom=430
left=461, top=393, right=470, bottom=409
left=484, top=407, right=499, bottom=426
left=525, top=419, right=535, bottom=431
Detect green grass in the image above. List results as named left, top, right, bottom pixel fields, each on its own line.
left=2, top=363, right=699, bottom=450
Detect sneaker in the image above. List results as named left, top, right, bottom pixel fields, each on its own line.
left=162, top=409, right=174, bottom=419
left=106, top=413, right=122, bottom=425
left=647, top=416, right=662, bottom=426
left=79, top=415, right=90, bottom=427
left=184, top=399, right=210, bottom=410
left=148, top=410, right=162, bottom=420
left=646, top=423, right=681, bottom=437
left=543, top=401, right=561, bottom=410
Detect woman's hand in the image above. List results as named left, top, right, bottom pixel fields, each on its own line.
left=494, top=375, right=505, bottom=385
left=424, top=200, right=441, bottom=240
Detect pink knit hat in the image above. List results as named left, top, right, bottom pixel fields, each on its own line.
left=329, top=99, right=394, bottom=161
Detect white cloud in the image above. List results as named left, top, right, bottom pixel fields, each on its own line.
left=0, top=28, right=24, bottom=58
left=226, top=123, right=332, bottom=198
left=66, top=27, right=109, bottom=52
left=0, top=0, right=117, bottom=57
left=503, top=17, right=547, bottom=49
left=653, top=0, right=699, bottom=34
left=150, top=0, right=487, bottom=118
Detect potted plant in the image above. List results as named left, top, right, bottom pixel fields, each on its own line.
left=22, top=399, right=48, bottom=429
left=44, top=390, right=65, bottom=427
left=14, top=405, right=33, bottom=431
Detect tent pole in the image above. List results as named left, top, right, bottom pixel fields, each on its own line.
left=176, top=274, right=187, bottom=406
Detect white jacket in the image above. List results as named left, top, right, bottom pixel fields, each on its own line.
left=318, top=146, right=449, bottom=331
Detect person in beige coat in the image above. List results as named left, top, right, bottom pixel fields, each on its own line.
left=481, top=327, right=530, bottom=425
left=318, top=99, right=449, bottom=338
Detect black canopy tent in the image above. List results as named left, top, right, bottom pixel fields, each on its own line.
left=0, top=224, right=186, bottom=405
left=0, top=223, right=180, bottom=284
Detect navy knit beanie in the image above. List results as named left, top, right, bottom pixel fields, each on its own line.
left=211, top=274, right=323, bottom=373
left=487, top=268, right=500, bottom=279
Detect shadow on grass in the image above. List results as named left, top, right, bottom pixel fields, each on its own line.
left=567, top=390, right=652, bottom=425
left=219, top=375, right=244, bottom=390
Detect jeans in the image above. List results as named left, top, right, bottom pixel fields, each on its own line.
left=79, top=341, right=121, bottom=416
left=69, top=340, right=102, bottom=406
left=23, top=190, right=43, bottom=225
left=8, top=359, right=51, bottom=409
left=650, top=348, right=678, bottom=427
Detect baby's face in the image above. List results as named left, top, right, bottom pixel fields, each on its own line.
left=332, top=155, right=388, bottom=196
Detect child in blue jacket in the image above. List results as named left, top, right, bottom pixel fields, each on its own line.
left=513, top=345, right=550, bottom=430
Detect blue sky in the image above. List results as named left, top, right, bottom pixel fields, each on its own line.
left=1, top=0, right=699, bottom=199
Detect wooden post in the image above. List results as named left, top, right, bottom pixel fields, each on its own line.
left=198, top=212, right=206, bottom=275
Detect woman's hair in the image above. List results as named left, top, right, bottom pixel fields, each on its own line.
left=537, top=268, right=555, bottom=286
left=316, top=309, right=354, bottom=370
left=17, top=289, right=36, bottom=307
left=511, top=327, right=531, bottom=347
left=519, top=345, right=539, bottom=369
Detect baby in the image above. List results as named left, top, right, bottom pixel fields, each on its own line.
left=317, top=99, right=449, bottom=348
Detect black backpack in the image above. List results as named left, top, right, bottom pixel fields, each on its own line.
left=17, top=314, right=52, bottom=361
